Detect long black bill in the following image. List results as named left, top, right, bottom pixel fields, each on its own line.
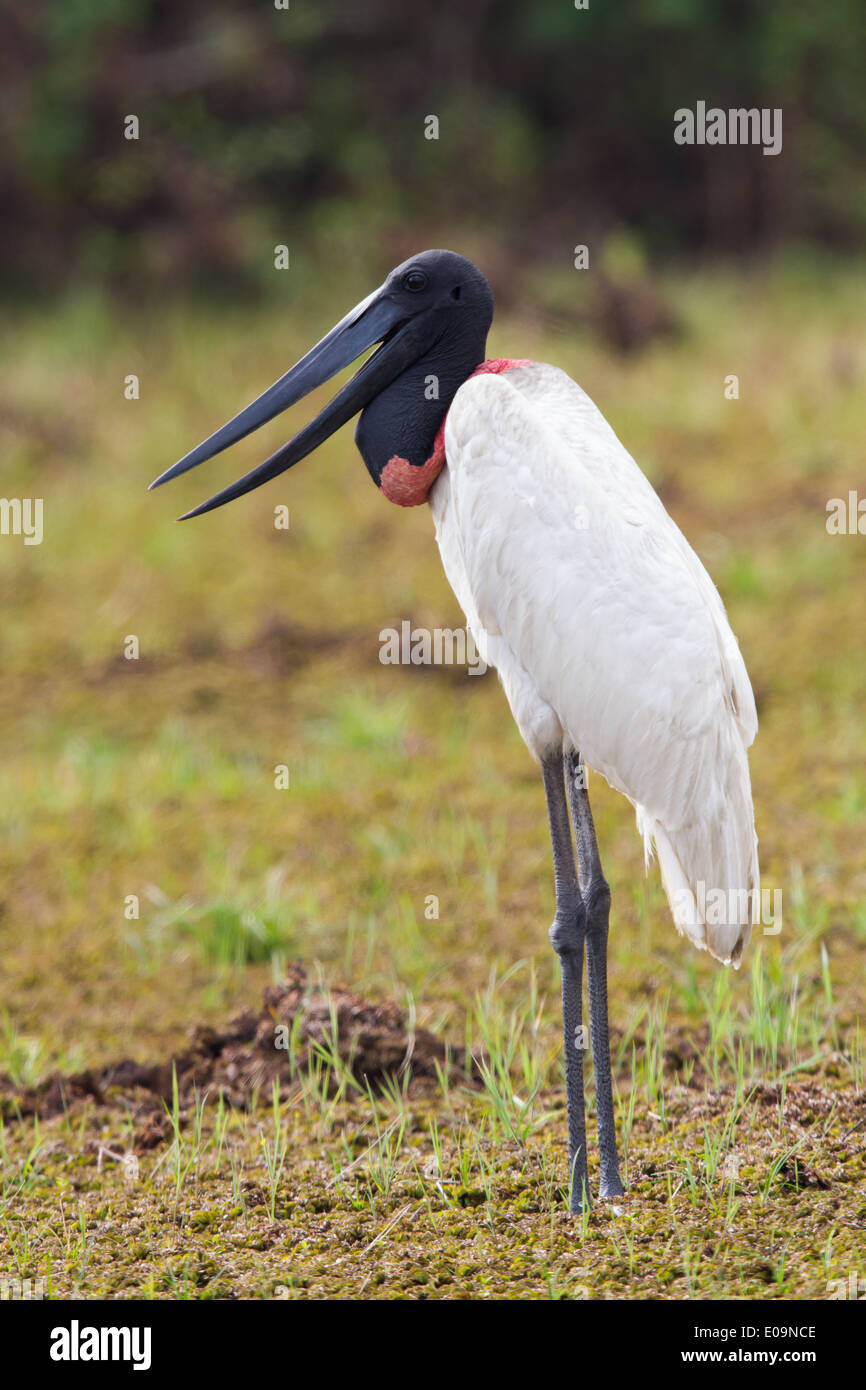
left=149, top=287, right=435, bottom=519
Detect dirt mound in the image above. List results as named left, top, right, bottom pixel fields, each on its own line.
left=0, top=964, right=475, bottom=1137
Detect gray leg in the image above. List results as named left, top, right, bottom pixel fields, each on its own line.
left=541, top=754, right=589, bottom=1213
left=565, top=751, right=624, bottom=1198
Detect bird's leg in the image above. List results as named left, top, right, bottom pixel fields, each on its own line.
left=565, top=751, right=625, bottom=1199
left=541, top=754, right=589, bottom=1214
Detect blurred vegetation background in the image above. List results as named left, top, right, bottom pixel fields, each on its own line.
left=3, top=0, right=866, bottom=300
left=1, top=0, right=864, bottom=1047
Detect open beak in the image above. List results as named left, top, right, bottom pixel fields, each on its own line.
left=149, top=285, right=436, bottom=519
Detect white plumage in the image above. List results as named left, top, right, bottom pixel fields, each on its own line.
left=430, top=361, right=759, bottom=967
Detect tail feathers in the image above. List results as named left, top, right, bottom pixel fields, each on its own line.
left=637, top=763, right=760, bottom=968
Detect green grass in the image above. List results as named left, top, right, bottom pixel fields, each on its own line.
left=0, top=255, right=865, bottom=1297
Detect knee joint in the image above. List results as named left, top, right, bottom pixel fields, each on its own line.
left=549, top=905, right=586, bottom=959
left=585, top=879, right=611, bottom=934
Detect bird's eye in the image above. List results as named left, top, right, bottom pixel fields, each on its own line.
left=403, top=269, right=428, bottom=292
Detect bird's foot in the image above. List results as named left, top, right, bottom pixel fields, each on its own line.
left=569, top=1178, right=591, bottom=1216
left=599, top=1174, right=626, bottom=1200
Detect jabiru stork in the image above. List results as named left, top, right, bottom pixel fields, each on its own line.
left=151, top=249, right=760, bottom=1212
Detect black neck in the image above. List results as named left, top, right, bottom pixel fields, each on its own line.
left=354, top=326, right=489, bottom=483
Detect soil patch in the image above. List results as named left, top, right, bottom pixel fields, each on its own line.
left=0, top=963, right=476, bottom=1140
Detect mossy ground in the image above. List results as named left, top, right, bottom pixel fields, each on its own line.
left=1, top=258, right=864, bottom=1299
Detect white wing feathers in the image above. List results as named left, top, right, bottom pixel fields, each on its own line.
left=431, top=363, right=759, bottom=967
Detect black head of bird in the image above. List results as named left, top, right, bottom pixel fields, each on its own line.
left=150, top=249, right=494, bottom=515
